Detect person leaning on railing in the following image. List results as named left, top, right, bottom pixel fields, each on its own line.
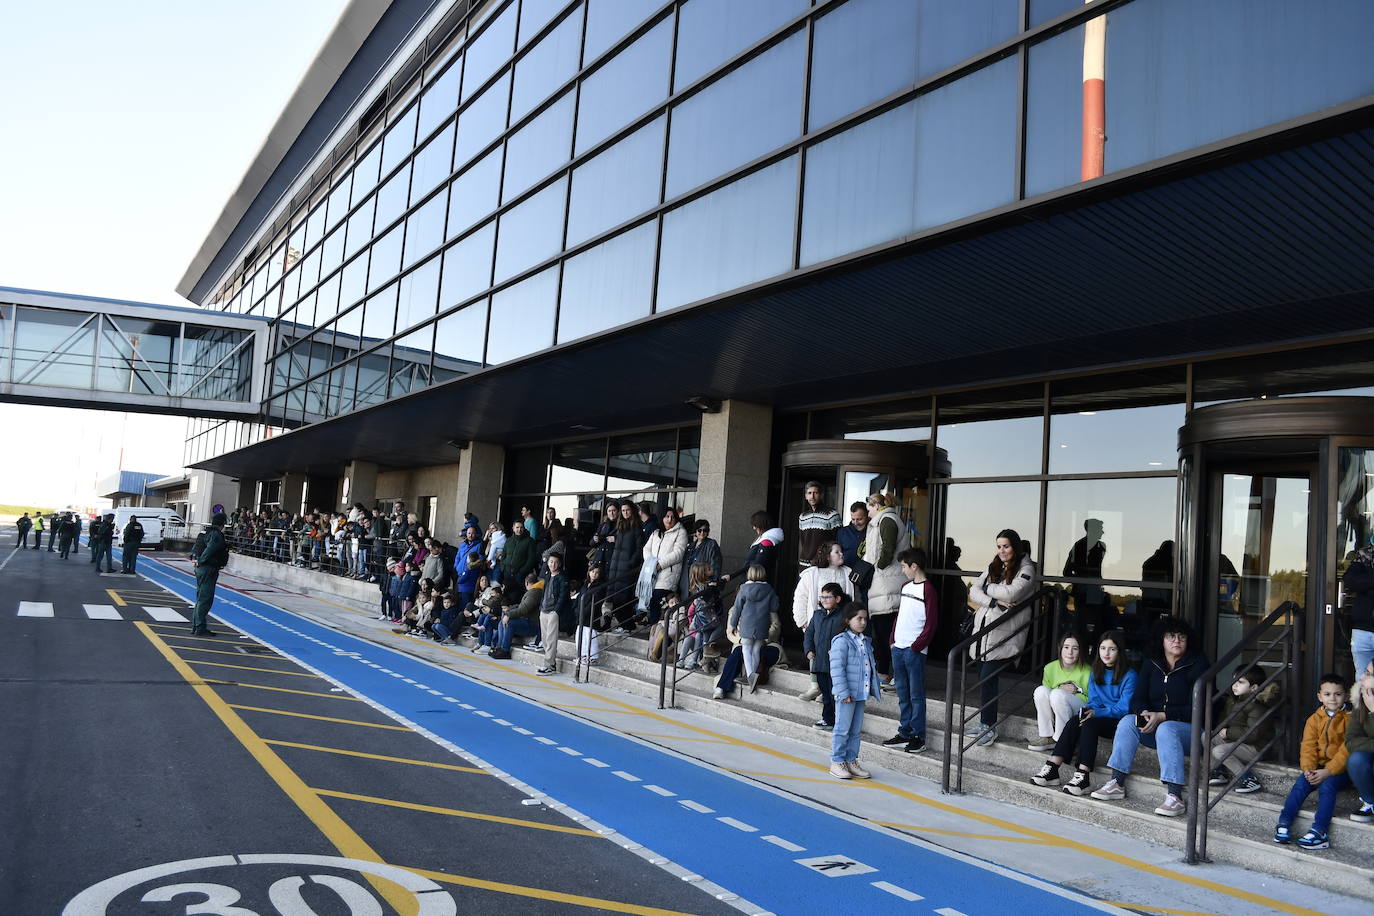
left=965, top=528, right=1039, bottom=747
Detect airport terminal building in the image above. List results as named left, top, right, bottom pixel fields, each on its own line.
left=178, top=0, right=1374, bottom=686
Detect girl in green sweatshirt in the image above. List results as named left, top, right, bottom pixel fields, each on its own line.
left=1028, top=633, right=1092, bottom=751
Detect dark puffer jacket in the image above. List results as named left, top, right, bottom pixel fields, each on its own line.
left=1132, top=651, right=1211, bottom=723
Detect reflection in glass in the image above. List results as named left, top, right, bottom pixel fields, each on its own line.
left=461, top=2, right=516, bottom=101
left=455, top=73, right=510, bottom=169
left=403, top=193, right=447, bottom=269
left=519, top=0, right=564, bottom=47
left=551, top=439, right=607, bottom=493
left=380, top=106, right=418, bottom=176
left=608, top=429, right=678, bottom=491
left=674, top=0, right=804, bottom=90
left=390, top=321, right=435, bottom=396
left=677, top=427, right=700, bottom=488
left=97, top=317, right=177, bottom=395
left=657, top=156, right=797, bottom=312
left=567, top=116, right=664, bottom=246
left=575, top=17, right=672, bottom=155
left=1049, top=403, right=1184, bottom=473
left=355, top=346, right=392, bottom=408
left=416, top=59, right=461, bottom=140
left=1024, top=24, right=1082, bottom=198
left=10, top=308, right=95, bottom=389
left=335, top=303, right=364, bottom=351
left=345, top=196, right=376, bottom=260
left=916, top=0, right=1018, bottom=79
left=433, top=299, right=488, bottom=378
left=337, top=255, right=369, bottom=315
left=325, top=177, right=352, bottom=233
left=447, top=148, right=502, bottom=238
left=368, top=224, right=404, bottom=292
left=439, top=221, right=495, bottom=310
left=1044, top=478, right=1177, bottom=583
left=808, top=0, right=917, bottom=129
left=373, top=163, right=412, bottom=234
left=494, top=177, right=567, bottom=283
left=507, top=446, right=551, bottom=494
left=937, top=415, right=1043, bottom=478
left=801, top=100, right=916, bottom=266
left=666, top=31, right=805, bottom=198
left=913, top=57, right=1017, bottom=230
left=487, top=266, right=557, bottom=365
left=512, top=6, right=583, bottom=121
left=362, top=283, right=398, bottom=348
left=557, top=221, right=655, bottom=343
left=502, top=92, right=574, bottom=202
left=583, top=0, right=651, bottom=63
left=395, top=257, right=441, bottom=334
left=938, top=481, right=1041, bottom=571
left=411, top=123, right=455, bottom=201
left=352, top=143, right=382, bottom=205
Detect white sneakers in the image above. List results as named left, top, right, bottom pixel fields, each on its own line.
left=829, top=762, right=852, bottom=780
left=1154, top=793, right=1186, bottom=817
left=846, top=760, right=872, bottom=779
left=1090, top=778, right=1127, bottom=801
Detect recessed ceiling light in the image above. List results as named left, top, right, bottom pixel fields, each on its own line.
left=1078, top=411, right=1097, bottom=416
left=1148, top=461, right=1163, bottom=466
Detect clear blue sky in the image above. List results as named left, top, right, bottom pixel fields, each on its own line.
left=0, top=0, right=348, bottom=506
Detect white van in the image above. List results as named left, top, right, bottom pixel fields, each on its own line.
left=110, top=507, right=185, bottom=549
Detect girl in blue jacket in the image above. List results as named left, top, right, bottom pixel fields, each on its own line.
left=828, top=605, right=882, bottom=780
left=1030, top=629, right=1137, bottom=796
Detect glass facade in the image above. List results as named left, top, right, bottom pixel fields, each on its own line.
left=197, top=0, right=1374, bottom=457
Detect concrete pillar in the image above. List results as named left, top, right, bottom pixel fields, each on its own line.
left=696, top=400, right=773, bottom=573
left=341, top=460, right=379, bottom=511
left=453, top=441, right=505, bottom=531
left=280, top=473, right=308, bottom=515
left=236, top=479, right=258, bottom=513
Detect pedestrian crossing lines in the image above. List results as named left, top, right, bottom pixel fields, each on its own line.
left=13, top=602, right=190, bottom=622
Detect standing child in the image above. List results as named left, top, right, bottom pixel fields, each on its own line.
left=828, top=605, right=881, bottom=779
left=727, top=564, right=779, bottom=693
left=1209, top=664, right=1280, bottom=794
left=1028, top=633, right=1091, bottom=751
left=677, top=563, right=720, bottom=670
left=803, top=582, right=848, bottom=732
left=881, top=548, right=938, bottom=754
left=1274, top=674, right=1351, bottom=849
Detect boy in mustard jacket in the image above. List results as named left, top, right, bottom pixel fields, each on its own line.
left=1274, top=674, right=1350, bottom=849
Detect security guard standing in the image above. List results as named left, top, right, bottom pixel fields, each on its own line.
left=91, top=513, right=116, bottom=572
left=190, top=513, right=229, bottom=636
left=121, top=516, right=144, bottom=574
left=32, top=512, right=44, bottom=550
left=57, top=513, right=77, bottom=559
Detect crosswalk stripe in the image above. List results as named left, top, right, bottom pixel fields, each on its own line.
left=143, top=606, right=188, bottom=622
left=17, top=602, right=54, bottom=617
left=83, top=604, right=123, bottom=620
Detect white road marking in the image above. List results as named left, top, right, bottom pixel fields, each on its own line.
left=493, top=718, right=512, bottom=726
left=794, top=855, right=876, bottom=878
left=83, top=605, right=123, bottom=620
left=557, top=747, right=581, bottom=756
left=582, top=758, right=610, bottom=768
left=717, top=817, right=757, bottom=833
left=612, top=770, right=641, bottom=782
left=761, top=835, right=805, bottom=853
left=143, top=606, right=188, bottom=622
left=534, top=736, right=558, bottom=745
left=679, top=800, right=714, bottom=813
left=17, top=601, right=54, bottom=617
left=644, top=784, right=676, bottom=797
left=933, top=909, right=968, bottom=916
left=872, top=881, right=923, bottom=901
left=474, top=710, right=493, bottom=718
left=458, top=703, right=475, bottom=710
left=512, top=726, right=533, bottom=735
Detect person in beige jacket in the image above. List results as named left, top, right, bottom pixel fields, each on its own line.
left=966, top=528, right=1038, bottom=746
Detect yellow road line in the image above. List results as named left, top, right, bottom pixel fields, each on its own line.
left=552, top=703, right=652, bottom=716
left=729, top=768, right=861, bottom=786
left=313, top=788, right=597, bottom=836
left=264, top=740, right=486, bottom=774
left=184, top=659, right=318, bottom=678
left=134, top=622, right=419, bottom=916
left=154, top=632, right=242, bottom=644
left=628, top=733, right=736, bottom=745
left=1099, top=904, right=1227, bottom=916
left=204, top=680, right=361, bottom=702
left=873, top=820, right=1048, bottom=845
left=407, top=864, right=705, bottom=916
left=226, top=704, right=410, bottom=731
left=170, top=645, right=286, bottom=660
left=105, top=589, right=126, bottom=606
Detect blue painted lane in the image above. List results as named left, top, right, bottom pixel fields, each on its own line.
left=130, top=553, right=1117, bottom=916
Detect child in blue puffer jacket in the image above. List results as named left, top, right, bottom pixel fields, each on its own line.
left=828, top=605, right=881, bottom=781
left=1030, top=629, right=1137, bottom=796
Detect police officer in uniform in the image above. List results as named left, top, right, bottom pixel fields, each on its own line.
left=121, top=516, right=145, bottom=574
left=190, top=513, right=230, bottom=636
left=57, top=513, right=78, bottom=559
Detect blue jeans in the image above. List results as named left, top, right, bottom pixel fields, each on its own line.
left=832, top=699, right=867, bottom=763
left=891, top=647, right=927, bottom=739
left=1347, top=750, right=1374, bottom=807
left=1106, top=717, right=1191, bottom=787
left=1279, top=771, right=1351, bottom=833
left=498, top=617, right=539, bottom=650
left=1352, top=629, right=1374, bottom=682
left=476, top=614, right=499, bottom=647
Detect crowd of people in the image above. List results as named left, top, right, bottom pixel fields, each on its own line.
left=12, top=510, right=143, bottom=571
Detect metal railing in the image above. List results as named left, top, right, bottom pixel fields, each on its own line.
left=573, top=584, right=642, bottom=683
left=941, top=585, right=1063, bottom=794
left=1185, top=601, right=1301, bottom=864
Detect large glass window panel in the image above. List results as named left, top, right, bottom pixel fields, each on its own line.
left=355, top=346, right=392, bottom=408
left=98, top=317, right=177, bottom=395
left=11, top=308, right=95, bottom=389
left=801, top=100, right=916, bottom=266
left=319, top=224, right=346, bottom=275
left=913, top=56, right=1017, bottom=230
left=666, top=31, right=805, bottom=198
left=1045, top=478, right=1178, bottom=583
left=368, top=224, right=404, bottom=292
left=916, top=0, right=1019, bottom=79
left=362, top=283, right=399, bottom=347
left=1050, top=404, right=1185, bottom=474
left=936, top=387, right=1045, bottom=478
left=487, top=265, right=557, bottom=364
left=314, top=273, right=341, bottom=325
left=1024, top=24, right=1083, bottom=198
left=550, top=439, right=607, bottom=493
left=809, top=0, right=918, bottom=129
left=676, top=426, right=700, bottom=488
left=344, top=196, right=376, bottom=260
left=446, top=147, right=503, bottom=238
left=607, top=429, right=678, bottom=491
left=416, top=59, right=462, bottom=140
left=433, top=299, right=488, bottom=377
left=494, top=177, right=567, bottom=282
left=404, top=192, right=447, bottom=268
left=567, top=116, right=663, bottom=246
left=518, top=0, right=564, bottom=46
left=440, top=221, right=496, bottom=309
left=373, top=163, right=412, bottom=234
left=512, top=5, right=583, bottom=121
left=325, top=176, right=353, bottom=232
left=674, top=0, right=805, bottom=90
left=411, top=123, right=455, bottom=200
left=938, top=482, right=1041, bottom=571
left=352, top=143, right=383, bottom=205
left=502, top=92, right=574, bottom=202
left=583, top=0, right=650, bottom=63
left=462, top=1, right=517, bottom=101
left=1031, top=0, right=1080, bottom=26
left=575, top=17, right=672, bottom=155
left=506, top=446, right=551, bottom=494
left=380, top=105, right=419, bottom=176
left=455, top=72, right=510, bottom=169
left=657, top=155, right=797, bottom=312
left=557, top=221, right=655, bottom=342
left=304, top=204, right=326, bottom=253
left=297, top=248, right=321, bottom=293
left=335, top=302, right=364, bottom=351
left=395, top=257, right=442, bottom=334
left=390, top=321, right=436, bottom=396
left=338, top=254, right=370, bottom=313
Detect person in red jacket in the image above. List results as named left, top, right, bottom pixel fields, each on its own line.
left=880, top=548, right=939, bottom=755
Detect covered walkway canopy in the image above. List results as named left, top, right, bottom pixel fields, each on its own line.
left=0, top=287, right=268, bottom=418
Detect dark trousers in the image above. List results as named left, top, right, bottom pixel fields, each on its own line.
left=816, top=671, right=836, bottom=726
left=979, top=659, right=1011, bottom=726
left=46, top=528, right=56, bottom=550
left=58, top=536, right=72, bottom=559
left=868, top=613, right=895, bottom=677
left=716, top=645, right=781, bottom=691
left=1051, top=714, right=1121, bottom=770
left=649, top=588, right=673, bottom=625
left=32, top=529, right=43, bottom=548
left=91, top=541, right=114, bottom=572
left=17, top=529, right=29, bottom=548
left=122, top=543, right=140, bottom=574
left=192, top=564, right=220, bottom=632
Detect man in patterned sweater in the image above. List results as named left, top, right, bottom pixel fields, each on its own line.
left=797, top=481, right=841, bottom=570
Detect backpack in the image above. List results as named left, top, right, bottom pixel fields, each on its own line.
left=191, top=531, right=208, bottom=562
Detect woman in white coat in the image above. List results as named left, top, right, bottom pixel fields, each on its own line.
left=793, top=541, right=854, bottom=701
left=966, top=529, right=1039, bottom=746
left=643, top=506, right=688, bottom=626
left=864, top=492, right=910, bottom=687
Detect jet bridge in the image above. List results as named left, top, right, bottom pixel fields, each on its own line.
left=0, top=286, right=267, bottom=418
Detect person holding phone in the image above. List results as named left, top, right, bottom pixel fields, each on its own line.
left=1090, top=618, right=1209, bottom=817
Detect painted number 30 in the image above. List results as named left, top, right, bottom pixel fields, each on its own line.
left=141, top=875, right=383, bottom=916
